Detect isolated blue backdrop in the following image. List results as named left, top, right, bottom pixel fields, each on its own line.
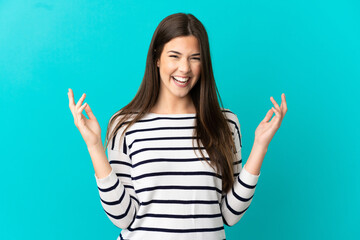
left=1, top=0, right=359, bottom=239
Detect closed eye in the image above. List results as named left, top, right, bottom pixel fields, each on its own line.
left=170, top=55, right=200, bottom=61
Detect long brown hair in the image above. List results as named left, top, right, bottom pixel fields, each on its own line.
left=104, top=13, right=237, bottom=194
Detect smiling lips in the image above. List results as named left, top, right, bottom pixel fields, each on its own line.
left=172, top=76, right=190, bottom=87
left=173, top=76, right=190, bottom=82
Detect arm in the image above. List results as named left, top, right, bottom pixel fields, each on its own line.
left=221, top=94, right=287, bottom=226
left=67, top=89, right=139, bottom=228
left=93, top=118, right=139, bottom=229
left=221, top=114, right=262, bottom=226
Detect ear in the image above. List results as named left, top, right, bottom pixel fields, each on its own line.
left=156, top=59, right=160, bottom=67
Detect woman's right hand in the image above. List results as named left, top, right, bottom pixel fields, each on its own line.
left=68, top=88, right=102, bottom=148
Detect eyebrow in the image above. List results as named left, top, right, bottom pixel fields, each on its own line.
left=167, top=50, right=200, bottom=56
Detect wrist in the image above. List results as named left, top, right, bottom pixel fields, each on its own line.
left=87, top=141, right=103, bottom=152
left=244, top=141, right=268, bottom=175
left=253, top=139, right=269, bottom=152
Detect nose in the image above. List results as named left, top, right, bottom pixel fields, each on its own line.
left=178, top=58, right=191, bottom=73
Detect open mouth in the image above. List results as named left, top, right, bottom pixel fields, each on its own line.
left=172, top=76, right=190, bottom=86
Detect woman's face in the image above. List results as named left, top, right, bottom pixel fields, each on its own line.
left=156, top=35, right=201, bottom=101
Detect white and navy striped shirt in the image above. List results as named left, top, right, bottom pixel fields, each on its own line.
left=95, top=109, right=260, bottom=240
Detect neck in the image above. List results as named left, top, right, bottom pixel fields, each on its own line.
left=151, top=94, right=196, bottom=114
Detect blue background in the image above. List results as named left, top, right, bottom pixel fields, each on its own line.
left=1, top=0, right=359, bottom=239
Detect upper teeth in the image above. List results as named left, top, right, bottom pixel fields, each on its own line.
left=173, top=76, right=189, bottom=82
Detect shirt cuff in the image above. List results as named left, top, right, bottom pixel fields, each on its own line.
left=94, top=168, right=118, bottom=188
left=239, top=166, right=260, bottom=186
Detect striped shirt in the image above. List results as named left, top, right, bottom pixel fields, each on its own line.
left=95, top=109, right=260, bottom=240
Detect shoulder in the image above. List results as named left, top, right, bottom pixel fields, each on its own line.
left=107, top=110, right=137, bottom=135
left=107, top=111, right=138, bottom=151
left=220, top=108, right=240, bottom=126
left=221, top=107, right=236, bottom=116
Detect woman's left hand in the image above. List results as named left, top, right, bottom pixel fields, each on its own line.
left=254, top=93, right=288, bottom=148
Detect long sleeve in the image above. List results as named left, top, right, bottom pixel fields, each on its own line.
left=221, top=113, right=260, bottom=226
left=94, top=117, right=140, bottom=229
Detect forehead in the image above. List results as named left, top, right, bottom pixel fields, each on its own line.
left=163, top=35, right=200, bottom=53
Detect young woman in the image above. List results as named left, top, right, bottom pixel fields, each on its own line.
left=68, top=13, right=287, bottom=240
